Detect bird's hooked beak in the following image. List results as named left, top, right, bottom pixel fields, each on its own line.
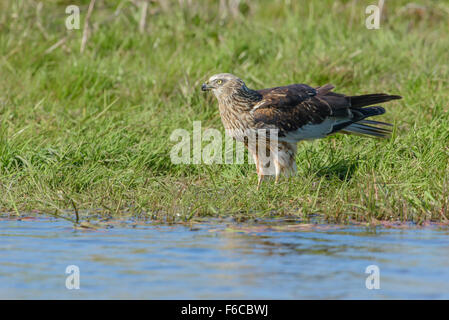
left=201, top=82, right=213, bottom=91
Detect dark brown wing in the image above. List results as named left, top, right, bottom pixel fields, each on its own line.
left=256, top=84, right=318, bottom=108
left=252, top=83, right=400, bottom=139
left=252, top=84, right=351, bottom=135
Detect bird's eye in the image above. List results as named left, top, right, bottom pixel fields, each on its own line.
left=216, top=80, right=223, bottom=85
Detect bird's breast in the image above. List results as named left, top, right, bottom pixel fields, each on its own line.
left=218, top=102, right=255, bottom=142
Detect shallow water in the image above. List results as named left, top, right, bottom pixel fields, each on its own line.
left=1, top=216, right=449, bottom=299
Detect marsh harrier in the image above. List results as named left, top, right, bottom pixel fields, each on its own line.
left=202, top=73, right=401, bottom=188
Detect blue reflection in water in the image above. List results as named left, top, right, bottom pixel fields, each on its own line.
left=1, top=218, right=448, bottom=299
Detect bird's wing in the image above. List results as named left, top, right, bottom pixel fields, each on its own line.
left=254, top=84, right=318, bottom=109
left=252, top=84, right=352, bottom=141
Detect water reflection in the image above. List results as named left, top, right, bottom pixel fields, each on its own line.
left=0, top=217, right=448, bottom=299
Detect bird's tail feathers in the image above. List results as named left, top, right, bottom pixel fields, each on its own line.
left=350, top=93, right=401, bottom=108
left=357, top=106, right=386, bottom=117
left=341, top=121, right=392, bottom=138
left=337, top=92, right=399, bottom=138
left=358, top=119, right=393, bottom=127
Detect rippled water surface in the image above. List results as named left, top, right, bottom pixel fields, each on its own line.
left=1, top=216, right=449, bottom=299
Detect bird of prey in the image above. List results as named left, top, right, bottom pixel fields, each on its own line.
left=201, top=73, right=401, bottom=188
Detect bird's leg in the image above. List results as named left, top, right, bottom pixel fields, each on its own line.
left=272, top=147, right=281, bottom=184
left=256, top=158, right=265, bottom=190
left=251, top=150, right=263, bottom=190
left=257, top=174, right=265, bottom=190
left=274, top=159, right=281, bottom=184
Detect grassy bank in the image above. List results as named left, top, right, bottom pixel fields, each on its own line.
left=0, top=0, right=448, bottom=223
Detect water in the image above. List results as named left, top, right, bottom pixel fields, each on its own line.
left=1, top=216, right=449, bottom=299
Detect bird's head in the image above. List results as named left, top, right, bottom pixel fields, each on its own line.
left=201, top=73, right=246, bottom=99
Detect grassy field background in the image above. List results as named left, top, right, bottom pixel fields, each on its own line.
left=0, top=0, right=448, bottom=223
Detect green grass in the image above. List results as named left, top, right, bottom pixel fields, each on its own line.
left=0, top=0, right=448, bottom=223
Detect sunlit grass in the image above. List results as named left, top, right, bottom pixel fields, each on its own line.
left=0, top=0, right=448, bottom=222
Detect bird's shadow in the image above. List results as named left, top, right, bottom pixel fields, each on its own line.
left=311, top=158, right=360, bottom=181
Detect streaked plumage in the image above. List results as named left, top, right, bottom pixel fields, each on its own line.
left=201, top=73, right=401, bottom=187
